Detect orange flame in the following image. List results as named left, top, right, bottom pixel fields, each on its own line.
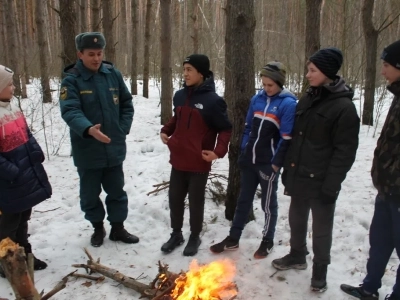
left=171, top=259, right=237, bottom=300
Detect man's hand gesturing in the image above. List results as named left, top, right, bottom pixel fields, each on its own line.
left=88, top=124, right=111, bottom=143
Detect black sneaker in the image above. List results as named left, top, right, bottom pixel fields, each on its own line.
left=0, top=266, right=5, bottom=278
left=91, top=227, right=106, bottom=247
left=385, top=294, right=400, bottom=300
left=253, top=239, right=274, bottom=259
left=311, top=263, right=327, bottom=292
left=271, top=253, right=307, bottom=270
left=109, top=224, right=139, bottom=244
left=33, top=256, right=48, bottom=270
left=340, top=284, right=379, bottom=299
left=161, top=231, right=185, bottom=253
left=183, top=234, right=201, bottom=256
left=210, top=236, right=239, bottom=254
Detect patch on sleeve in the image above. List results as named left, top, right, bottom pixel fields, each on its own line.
left=60, top=86, right=67, bottom=100
left=113, top=94, right=119, bottom=105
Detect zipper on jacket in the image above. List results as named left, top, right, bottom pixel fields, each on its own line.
left=252, top=97, right=270, bottom=164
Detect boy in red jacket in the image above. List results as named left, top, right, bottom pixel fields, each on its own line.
left=160, top=54, right=232, bottom=256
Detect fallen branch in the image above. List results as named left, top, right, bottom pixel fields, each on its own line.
left=35, top=207, right=60, bottom=213
left=41, top=271, right=76, bottom=300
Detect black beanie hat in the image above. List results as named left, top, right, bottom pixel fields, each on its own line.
left=259, top=61, right=286, bottom=88
left=183, top=54, right=210, bottom=78
left=309, top=47, right=343, bottom=79
left=381, top=40, right=400, bottom=70
left=75, top=32, right=106, bottom=51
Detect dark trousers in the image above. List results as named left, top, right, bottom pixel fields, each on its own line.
left=230, top=164, right=279, bottom=241
left=169, top=167, right=209, bottom=235
left=0, top=208, right=32, bottom=249
left=363, top=195, right=400, bottom=296
left=289, top=195, right=335, bottom=264
left=77, top=164, right=128, bottom=223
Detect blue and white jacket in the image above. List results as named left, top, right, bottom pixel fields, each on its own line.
left=239, top=88, right=297, bottom=167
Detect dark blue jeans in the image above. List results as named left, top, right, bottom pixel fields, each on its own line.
left=363, top=194, right=400, bottom=297
left=77, top=164, right=128, bottom=223
left=229, top=164, right=278, bottom=241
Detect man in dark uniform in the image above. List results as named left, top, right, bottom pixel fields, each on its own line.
left=59, top=32, right=137, bottom=247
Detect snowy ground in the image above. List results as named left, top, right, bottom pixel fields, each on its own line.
left=0, top=80, right=397, bottom=300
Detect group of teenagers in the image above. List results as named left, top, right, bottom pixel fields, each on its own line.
left=0, top=31, right=399, bottom=299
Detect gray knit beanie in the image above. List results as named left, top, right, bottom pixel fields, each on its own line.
left=0, top=65, right=14, bottom=93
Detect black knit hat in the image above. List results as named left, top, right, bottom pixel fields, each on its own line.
left=183, top=54, right=210, bottom=78
left=309, top=47, right=343, bottom=79
left=75, top=32, right=106, bottom=51
left=381, top=40, right=400, bottom=70
left=260, top=61, right=286, bottom=88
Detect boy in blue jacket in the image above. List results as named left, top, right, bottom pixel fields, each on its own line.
left=210, top=62, right=296, bottom=258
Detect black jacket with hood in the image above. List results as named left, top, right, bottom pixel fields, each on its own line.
left=282, top=77, right=360, bottom=203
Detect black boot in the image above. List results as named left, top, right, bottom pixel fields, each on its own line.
left=0, top=266, right=5, bottom=278
left=183, top=234, right=201, bottom=256
left=91, top=222, right=106, bottom=247
left=109, top=223, right=139, bottom=244
left=161, top=231, right=185, bottom=253
left=24, top=243, right=48, bottom=271
left=311, top=263, right=328, bottom=292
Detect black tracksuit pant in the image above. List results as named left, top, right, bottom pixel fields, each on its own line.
left=169, top=167, right=209, bottom=235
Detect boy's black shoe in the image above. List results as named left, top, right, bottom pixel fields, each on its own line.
left=311, top=263, right=327, bottom=292
left=91, top=226, right=106, bottom=247
left=210, top=236, right=239, bottom=254
left=109, top=223, right=139, bottom=244
left=0, top=266, right=4, bottom=278
left=183, top=234, right=201, bottom=256
left=161, top=231, right=185, bottom=253
left=340, top=284, right=379, bottom=299
left=253, top=239, right=274, bottom=259
left=271, top=252, right=307, bottom=270
left=33, top=256, right=48, bottom=270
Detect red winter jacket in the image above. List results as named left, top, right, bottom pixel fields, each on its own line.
left=161, top=75, right=232, bottom=172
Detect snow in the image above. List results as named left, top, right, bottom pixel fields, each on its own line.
left=0, top=80, right=397, bottom=300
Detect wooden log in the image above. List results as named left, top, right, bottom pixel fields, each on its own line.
left=0, top=238, right=40, bottom=300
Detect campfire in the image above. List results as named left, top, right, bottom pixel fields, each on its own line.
left=163, top=259, right=238, bottom=300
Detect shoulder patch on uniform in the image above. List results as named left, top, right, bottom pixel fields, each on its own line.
left=60, top=86, right=67, bottom=100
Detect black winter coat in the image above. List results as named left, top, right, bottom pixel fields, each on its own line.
left=282, top=77, right=359, bottom=202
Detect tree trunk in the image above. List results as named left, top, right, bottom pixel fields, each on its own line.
left=0, top=1, right=8, bottom=65
left=59, top=0, right=77, bottom=71
left=4, top=0, right=22, bottom=98
left=302, top=0, right=322, bottom=94
left=35, top=0, right=52, bottom=103
left=20, top=0, right=30, bottom=84
left=120, top=0, right=128, bottom=71
left=14, top=0, right=27, bottom=98
left=91, top=0, right=101, bottom=31
left=130, top=0, right=138, bottom=95
left=362, top=0, right=378, bottom=126
left=224, top=0, right=256, bottom=220
left=143, top=0, right=153, bottom=98
left=160, top=0, right=173, bottom=125
left=191, top=0, right=199, bottom=53
left=79, top=0, right=87, bottom=31
left=102, top=0, right=116, bottom=63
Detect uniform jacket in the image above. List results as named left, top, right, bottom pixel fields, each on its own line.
left=0, top=101, right=52, bottom=213
left=282, top=77, right=359, bottom=202
left=60, top=60, right=134, bottom=169
left=239, top=88, right=297, bottom=167
left=371, top=80, right=400, bottom=197
left=161, top=73, right=232, bottom=172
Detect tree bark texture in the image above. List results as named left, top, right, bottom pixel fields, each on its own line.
left=102, top=0, right=116, bottom=64
left=362, top=0, right=378, bottom=126
left=130, top=0, right=138, bottom=95
left=59, top=0, right=77, bottom=71
left=160, top=0, right=173, bottom=125
left=224, top=0, right=256, bottom=220
left=143, top=0, right=153, bottom=98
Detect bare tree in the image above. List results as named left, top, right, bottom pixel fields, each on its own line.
left=59, top=0, right=77, bottom=70
left=102, top=0, right=116, bottom=63
left=79, top=0, right=87, bottom=31
left=143, top=0, right=153, bottom=98
left=4, top=0, right=22, bottom=97
left=0, top=1, right=8, bottom=65
left=35, top=0, right=52, bottom=103
left=131, top=0, right=138, bottom=95
left=20, top=0, right=30, bottom=84
left=362, top=0, right=400, bottom=126
left=91, top=0, right=101, bottom=31
left=160, top=0, right=173, bottom=125
left=302, top=0, right=322, bottom=93
left=224, top=0, right=256, bottom=220
left=191, top=0, right=199, bottom=53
